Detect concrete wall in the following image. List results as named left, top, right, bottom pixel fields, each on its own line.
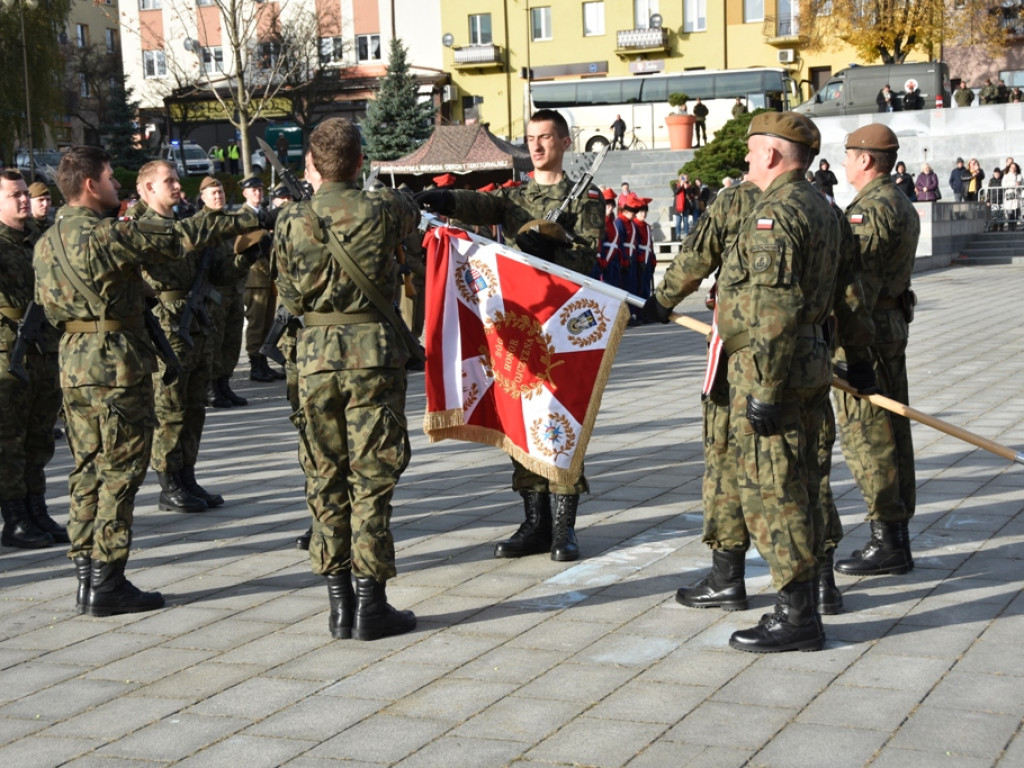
left=914, top=201, right=988, bottom=272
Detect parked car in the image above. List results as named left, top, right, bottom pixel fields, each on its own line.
left=160, top=141, right=214, bottom=177
left=15, top=149, right=62, bottom=185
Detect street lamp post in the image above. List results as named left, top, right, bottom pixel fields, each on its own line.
left=2, top=0, right=38, bottom=182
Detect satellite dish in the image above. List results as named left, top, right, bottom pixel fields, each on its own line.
left=183, top=38, right=199, bottom=54
left=442, top=33, right=454, bottom=48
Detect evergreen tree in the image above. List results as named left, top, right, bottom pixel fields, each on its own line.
left=679, top=109, right=764, bottom=190
left=101, top=85, right=149, bottom=170
left=363, top=38, right=435, bottom=161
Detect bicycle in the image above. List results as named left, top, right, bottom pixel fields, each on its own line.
left=622, top=127, right=647, bottom=151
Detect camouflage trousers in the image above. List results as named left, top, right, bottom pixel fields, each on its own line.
left=834, top=342, right=915, bottom=523
left=292, top=367, right=410, bottom=580
left=243, top=286, right=276, bottom=358
left=728, top=351, right=829, bottom=589
left=700, top=383, right=746, bottom=551
left=64, top=381, right=155, bottom=564
left=0, top=350, right=61, bottom=499
left=151, top=327, right=210, bottom=473
left=208, top=286, right=245, bottom=380
left=817, top=395, right=846, bottom=551
left=512, top=459, right=588, bottom=496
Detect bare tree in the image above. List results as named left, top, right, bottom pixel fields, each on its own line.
left=62, top=42, right=123, bottom=140
left=278, top=6, right=346, bottom=136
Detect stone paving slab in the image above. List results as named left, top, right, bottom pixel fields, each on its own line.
left=1, top=263, right=1023, bottom=766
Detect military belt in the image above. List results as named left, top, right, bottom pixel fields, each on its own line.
left=874, top=297, right=900, bottom=310
left=723, top=324, right=823, bottom=356
left=157, top=290, right=189, bottom=302
left=64, top=316, right=145, bottom=333
left=0, top=306, right=25, bottom=321
left=303, top=311, right=383, bottom=326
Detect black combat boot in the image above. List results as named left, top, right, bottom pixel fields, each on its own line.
left=295, top=526, right=312, bottom=550
left=25, top=494, right=69, bottom=545
left=86, top=559, right=164, bottom=617
left=550, top=494, right=580, bottom=562
left=157, top=471, right=208, bottom=513
left=729, top=581, right=824, bottom=653
left=268, top=361, right=287, bottom=381
left=493, top=492, right=552, bottom=558
left=179, top=467, right=224, bottom=508
left=219, top=377, right=248, bottom=406
left=818, top=548, right=843, bottom=615
left=676, top=548, right=748, bottom=610
left=352, top=576, right=416, bottom=641
left=898, top=521, right=914, bottom=569
left=0, top=498, right=54, bottom=549
left=73, top=556, right=91, bottom=615
left=249, top=354, right=276, bottom=383
left=209, top=379, right=233, bottom=408
left=325, top=570, right=355, bottom=639
left=834, top=520, right=911, bottom=575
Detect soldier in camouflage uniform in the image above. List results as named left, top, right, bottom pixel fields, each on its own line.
left=135, top=163, right=226, bottom=513
left=416, top=109, right=604, bottom=563
left=33, top=146, right=263, bottom=616
left=0, top=170, right=65, bottom=549
left=199, top=176, right=252, bottom=409
left=718, top=113, right=840, bottom=652
left=833, top=124, right=921, bottom=577
left=274, top=117, right=420, bottom=641
left=242, top=177, right=286, bottom=383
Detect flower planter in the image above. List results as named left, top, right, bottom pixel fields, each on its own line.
left=666, top=114, right=696, bottom=150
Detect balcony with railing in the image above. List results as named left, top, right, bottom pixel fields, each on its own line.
left=452, top=43, right=504, bottom=69
left=999, top=4, right=1024, bottom=38
left=763, top=14, right=807, bottom=45
left=614, top=26, right=670, bottom=55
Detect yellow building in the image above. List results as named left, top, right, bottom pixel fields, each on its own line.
left=439, top=0, right=927, bottom=142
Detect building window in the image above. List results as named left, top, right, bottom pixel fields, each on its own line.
left=634, top=0, right=659, bottom=28
left=80, top=74, right=90, bottom=98
left=143, top=49, right=166, bottom=78
left=531, top=7, right=552, bottom=41
left=201, top=46, right=224, bottom=74
left=743, top=0, right=764, bottom=23
left=139, top=0, right=161, bottom=9
left=357, top=34, right=381, bottom=62
left=76, top=24, right=88, bottom=48
left=258, top=42, right=280, bottom=69
left=319, top=36, right=344, bottom=65
left=684, top=0, right=706, bottom=32
left=197, top=0, right=214, bottom=5
left=105, top=28, right=117, bottom=54
left=469, top=13, right=492, bottom=45
left=583, top=2, right=604, bottom=36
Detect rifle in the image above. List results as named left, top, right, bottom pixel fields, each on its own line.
left=259, top=304, right=294, bottom=366
left=6, top=302, right=47, bottom=385
left=257, top=137, right=311, bottom=203
left=144, top=299, right=182, bottom=385
left=544, top=143, right=610, bottom=228
left=177, top=246, right=222, bottom=348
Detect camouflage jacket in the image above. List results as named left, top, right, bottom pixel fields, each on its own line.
left=0, top=221, right=58, bottom=355
left=34, top=204, right=259, bottom=388
left=830, top=201, right=875, bottom=365
left=274, top=180, right=420, bottom=373
left=656, top=183, right=760, bottom=308
left=845, top=174, right=919, bottom=345
left=717, top=169, right=840, bottom=403
left=450, top=176, right=603, bottom=275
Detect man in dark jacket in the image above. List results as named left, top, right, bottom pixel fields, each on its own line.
left=949, top=157, right=970, bottom=202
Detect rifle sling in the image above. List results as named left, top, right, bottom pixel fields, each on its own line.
left=52, top=220, right=108, bottom=324
left=0, top=307, right=25, bottom=321
left=304, top=208, right=425, bottom=363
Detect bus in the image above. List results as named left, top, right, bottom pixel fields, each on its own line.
left=529, top=68, right=798, bottom=152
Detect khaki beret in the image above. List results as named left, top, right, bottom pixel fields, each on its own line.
left=240, top=175, right=263, bottom=190
left=199, top=176, right=222, bottom=192
left=28, top=181, right=50, bottom=198
left=747, top=111, right=818, bottom=149
left=845, top=124, right=899, bottom=152
left=235, top=229, right=268, bottom=255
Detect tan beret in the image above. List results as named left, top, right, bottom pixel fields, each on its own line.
left=199, top=176, right=222, bottom=192
left=235, top=229, right=268, bottom=255
left=28, top=181, right=50, bottom=199
left=747, top=111, right=818, bottom=149
left=845, top=124, right=899, bottom=152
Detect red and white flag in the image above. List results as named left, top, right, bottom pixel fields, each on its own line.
left=422, top=226, right=629, bottom=487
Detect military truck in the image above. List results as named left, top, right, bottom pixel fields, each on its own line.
left=794, top=61, right=951, bottom=118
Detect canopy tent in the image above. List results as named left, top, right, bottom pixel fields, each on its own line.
left=371, top=124, right=532, bottom=190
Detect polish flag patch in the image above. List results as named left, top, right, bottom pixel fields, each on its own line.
left=850, top=214, right=864, bottom=224
left=756, top=218, right=774, bottom=230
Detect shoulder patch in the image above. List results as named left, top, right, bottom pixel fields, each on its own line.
left=755, top=218, right=774, bottom=230
left=849, top=213, right=864, bottom=224
left=751, top=251, right=774, bottom=273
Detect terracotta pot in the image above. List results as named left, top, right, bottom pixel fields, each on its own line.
left=666, top=114, right=696, bottom=150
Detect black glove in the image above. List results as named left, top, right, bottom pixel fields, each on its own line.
left=746, top=395, right=783, bottom=437
left=243, top=233, right=273, bottom=265
left=515, top=229, right=559, bottom=260
left=834, top=360, right=879, bottom=395
left=642, top=296, right=672, bottom=324
left=414, top=189, right=456, bottom=216
left=256, top=205, right=279, bottom=232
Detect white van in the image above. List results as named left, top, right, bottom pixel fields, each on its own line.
left=161, top=141, right=214, bottom=177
